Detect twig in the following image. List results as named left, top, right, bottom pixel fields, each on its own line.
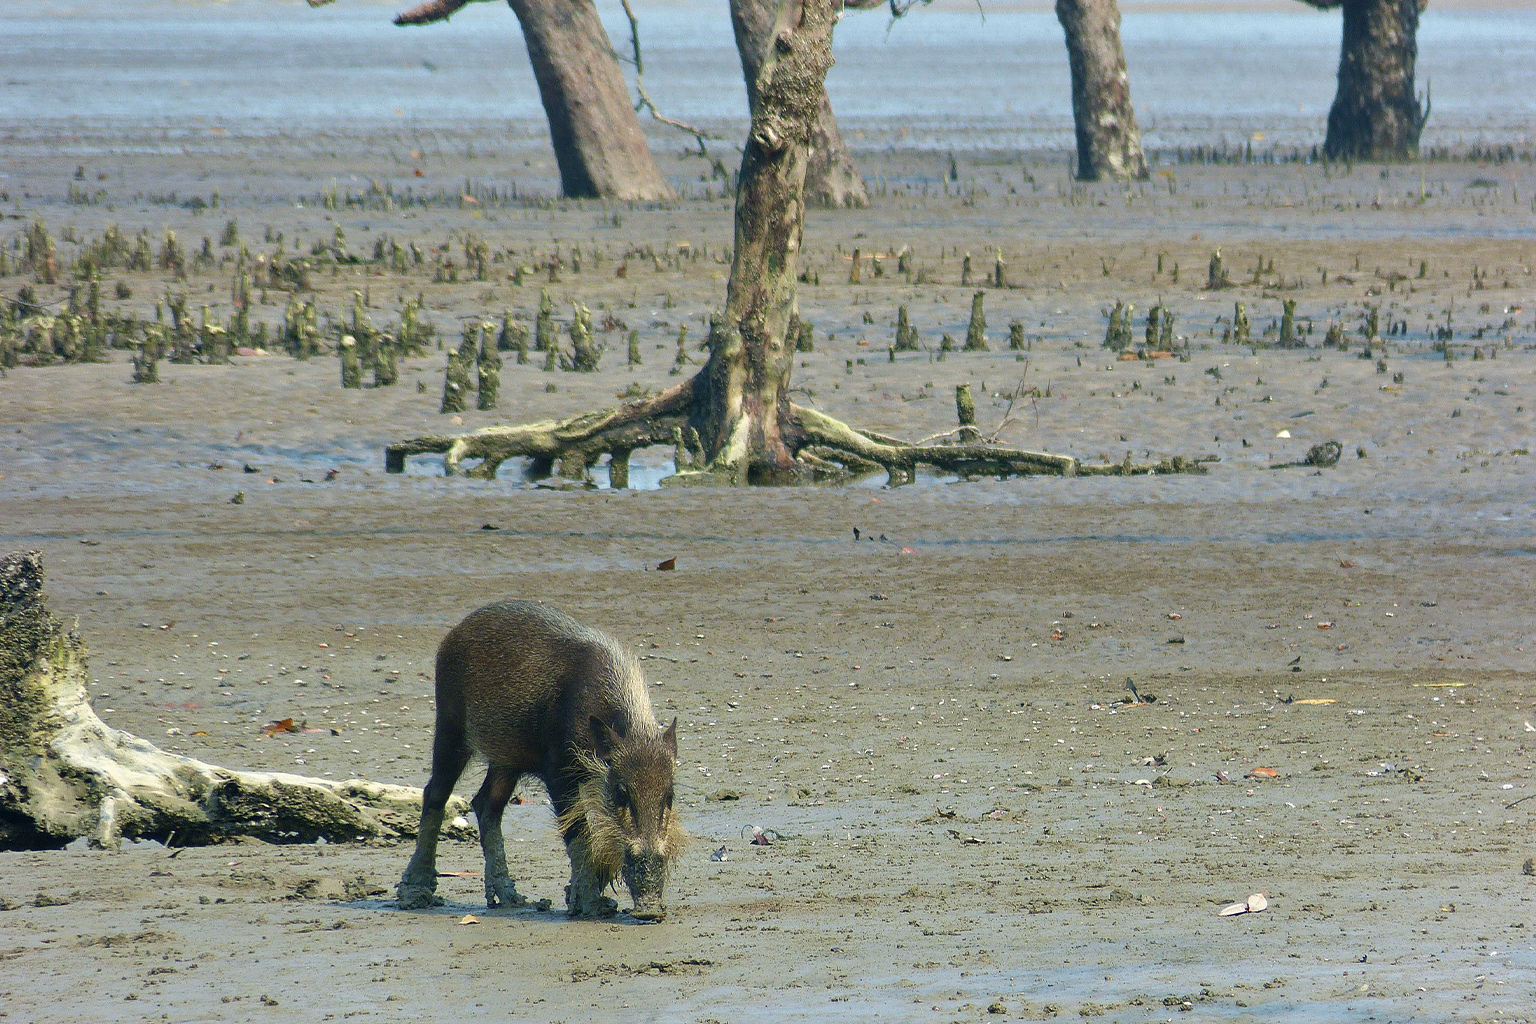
left=910, top=428, right=965, bottom=447
left=985, top=363, right=1039, bottom=443
left=617, top=0, right=723, bottom=155
left=1506, top=792, right=1536, bottom=810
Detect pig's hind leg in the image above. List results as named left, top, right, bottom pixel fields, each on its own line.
left=472, top=763, right=529, bottom=909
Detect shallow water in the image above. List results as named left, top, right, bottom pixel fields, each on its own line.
left=5, top=0, right=1535, bottom=153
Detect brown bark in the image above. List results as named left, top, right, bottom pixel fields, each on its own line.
left=732, top=0, right=869, bottom=209
left=1302, top=0, right=1426, bottom=161
left=393, top=0, right=475, bottom=24
left=1055, top=0, right=1149, bottom=181
left=506, top=0, right=674, bottom=200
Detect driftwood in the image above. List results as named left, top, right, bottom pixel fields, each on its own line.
left=0, top=551, right=469, bottom=851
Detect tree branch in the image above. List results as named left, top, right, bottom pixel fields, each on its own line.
left=394, top=0, right=480, bottom=27
left=617, top=0, right=726, bottom=154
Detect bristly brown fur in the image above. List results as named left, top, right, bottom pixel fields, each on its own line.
left=559, top=749, right=688, bottom=885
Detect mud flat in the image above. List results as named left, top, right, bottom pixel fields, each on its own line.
left=3, top=128, right=1536, bottom=1022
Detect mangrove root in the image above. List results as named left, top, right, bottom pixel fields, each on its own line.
left=384, top=381, right=1216, bottom=487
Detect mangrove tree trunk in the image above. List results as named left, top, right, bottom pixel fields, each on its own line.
left=329, top=0, right=675, bottom=200
left=732, top=0, right=870, bottom=208
left=507, top=0, right=675, bottom=199
left=1056, top=0, right=1149, bottom=181
left=382, top=0, right=1211, bottom=486
left=1302, top=0, right=1426, bottom=161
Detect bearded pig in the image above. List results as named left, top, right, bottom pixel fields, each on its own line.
left=397, top=601, right=684, bottom=920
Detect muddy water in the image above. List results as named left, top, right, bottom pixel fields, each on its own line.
left=6, top=0, right=1536, bottom=156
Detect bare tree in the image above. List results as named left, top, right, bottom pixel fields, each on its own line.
left=1300, top=0, right=1427, bottom=161
left=314, top=0, right=674, bottom=200
left=733, top=0, right=870, bottom=208
left=383, top=1, right=1206, bottom=487
left=1055, top=0, right=1149, bottom=181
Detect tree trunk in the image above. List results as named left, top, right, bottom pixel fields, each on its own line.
left=1055, top=0, right=1149, bottom=181
left=1319, top=0, right=1425, bottom=161
left=506, top=0, right=675, bottom=200
left=688, top=0, right=839, bottom=482
left=731, top=0, right=869, bottom=209
left=380, top=2, right=1212, bottom=485
left=0, top=551, right=468, bottom=850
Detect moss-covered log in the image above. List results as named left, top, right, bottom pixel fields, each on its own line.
left=0, top=551, right=469, bottom=851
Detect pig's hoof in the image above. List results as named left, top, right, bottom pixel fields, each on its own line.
left=396, top=881, right=443, bottom=909
left=485, top=877, right=528, bottom=910
left=628, top=905, right=667, bottom=923
left=564, top=884, right=618, bottom=919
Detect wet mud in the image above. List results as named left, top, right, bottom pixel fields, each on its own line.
left=3, top=118, right=1536, bottom=1022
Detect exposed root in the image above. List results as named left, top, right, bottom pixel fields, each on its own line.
left=1, top=551, right=470, bottom=851
left=792, top=405, right=1081, bottom=485
left=386, top=379, right=694, bottom=481
left=385, top=387, right=1214, bottom=487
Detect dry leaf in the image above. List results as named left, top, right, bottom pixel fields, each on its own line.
left=437, top=871, right=481, bottom=878
left=1293, top=698, right=1337, bottom=706
left=1245, top=767, right=1279, bottom=780
left=457, top=914, right=479, bottom=926
left=261, top=718, right=299, bottom=738
left=656, top=557, right=676, bottom=571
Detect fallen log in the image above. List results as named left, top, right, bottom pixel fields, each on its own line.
left=0, top=550, right=469, bottom=851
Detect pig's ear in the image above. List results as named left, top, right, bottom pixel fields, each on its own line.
left=590, top=716, right=620, bottom=759
left=661, top=717, right=678, bottom=758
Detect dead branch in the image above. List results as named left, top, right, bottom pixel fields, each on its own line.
left=617, top=0, right=726, bottom=154
left=0, top=551, right=470, bottom=850
left=394, top=0, right=477, bottom=26
left=306, top=0, right=490, bottom=29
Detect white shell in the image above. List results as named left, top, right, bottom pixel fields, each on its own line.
left=1220, top=902, right=1249, bottom=916
left=1247, top=893, right=1268, bottom=913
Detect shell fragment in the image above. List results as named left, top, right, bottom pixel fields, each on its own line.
left=1220, top=893, right=1268, bottom=916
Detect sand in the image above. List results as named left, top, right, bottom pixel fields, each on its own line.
left=2, top=132, right=1535, bottom=1022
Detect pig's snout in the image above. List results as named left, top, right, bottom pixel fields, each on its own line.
left=622, top=849, right=668, bottom=921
